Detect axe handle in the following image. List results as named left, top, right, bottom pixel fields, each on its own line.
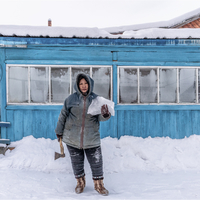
left=59, top=139, right=64, bottom=155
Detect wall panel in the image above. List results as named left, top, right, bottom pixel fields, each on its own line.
left=116, top=109, right=200, bottom=139
left=6, top=108, right=114, bottom=141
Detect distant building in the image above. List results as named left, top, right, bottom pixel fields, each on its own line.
left=103, top=8, right=200, bottom=35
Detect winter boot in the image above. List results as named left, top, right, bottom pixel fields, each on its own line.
left=93, top=179, right=109, bottom=196
left=75, top=176, right=85, bottom=194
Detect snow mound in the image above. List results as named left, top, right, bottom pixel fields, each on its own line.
left=1, top=135, right=200, bottom=173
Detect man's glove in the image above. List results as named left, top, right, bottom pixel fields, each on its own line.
left=56, top=134, right=63, bottom=142
left=101, top=104, right=110, bottom=118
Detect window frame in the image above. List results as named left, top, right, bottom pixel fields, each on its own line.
left=118, top=66, right=199, bottom=105
left=6, top=64, right=113, bottom=105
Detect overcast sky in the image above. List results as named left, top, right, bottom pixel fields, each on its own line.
left=1, top=0, right=200, bottom=28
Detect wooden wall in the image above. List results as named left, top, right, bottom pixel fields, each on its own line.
left=1, top=38, right=200, bottom=141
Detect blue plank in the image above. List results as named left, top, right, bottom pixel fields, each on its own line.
left=0, top=122, right=11, bottom=127
left=115, top=105, right=200, bottom=111
left=118, top=51, right=200, bottom=62
left=118, top=110, right=125, bottom=138
left=191, top=111, right=200, bottom=136
left=6, top=110, right=14, bottom=141
left=48, top=111, right=55, bottom=140
left=148, top=111, right=161, bottom=138
left=112, top=63, right=118, bottom=138
left=5, top=49, right=112, bottom=62
left=177, top=111, right=192, bottom=139
left=6, top=105, right=62, bottom=110
left=14, top=110, right=24, bottom=141
left=0, top=49, right=6, bottom=139
left=134, top=111, right=142, bottom=137
left=1, top=36, right=200, bottom=47
left=0, top=139, right=10, bottom=145
left=162, top=111, right=177, bottom=138
left=125, top=110, right=133, bottom=136
left=23, top=110, right=33, bottom=137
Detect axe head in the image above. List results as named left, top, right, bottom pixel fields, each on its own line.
left=54, top=152, right=65, bottom=160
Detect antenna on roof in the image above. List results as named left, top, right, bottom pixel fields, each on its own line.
left=48, top=19, right=52, bottom=27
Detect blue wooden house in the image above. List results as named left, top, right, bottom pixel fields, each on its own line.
left=0, top=22, right=200, bottom=141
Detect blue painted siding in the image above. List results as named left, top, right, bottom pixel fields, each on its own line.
left=116, top=110, right=200, bottom=139
left=5, top=107, right=115, bottom=141
left=1, top=37, right=200, bottom=141
left=6, top=109, right=60, bottom=141
left=0, top=49, right=6, bottom=139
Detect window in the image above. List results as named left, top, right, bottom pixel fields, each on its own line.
left=118, top=66, right=200, bottom=104
left=7, top=65, right=112, bottom=104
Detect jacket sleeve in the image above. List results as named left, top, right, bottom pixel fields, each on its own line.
left=55, top=99, right=69, bottom=135
left=98, top=113, right=111, bottom=122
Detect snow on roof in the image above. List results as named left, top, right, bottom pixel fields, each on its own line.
left=0, top=25, right=200, bottom=40
left=0, top=8, right=200, bottom=40
left=102, top=8, right=200, bottom=33
left=122, top=28, right=200, bottom=39
left=0, top=25, right=104, bottom=38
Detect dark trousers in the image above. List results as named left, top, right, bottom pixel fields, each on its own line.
left=67, top=145, right=104, bottom=180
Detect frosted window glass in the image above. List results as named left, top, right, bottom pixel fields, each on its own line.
left=179, top=69, right=196, bottom=103
left=8, top=67, right=28, bottom=103
left=119, top=68, right=137, bottom=103
left=92, top=67, right=111, bottom=99
left=51, top=68, right=70, bottom=103
left=160, top=69, right=177, bottom=103
left=30, top=67, right=49, bottom=103
left=72, top=67, right=90, bottom=93
left=140, top=69, right=157, bottom=103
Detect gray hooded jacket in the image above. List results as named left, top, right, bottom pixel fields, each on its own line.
left=55, top=73, right=110, bottom=149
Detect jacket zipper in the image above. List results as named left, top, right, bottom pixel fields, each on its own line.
left=80, top=96, right=86, bottom=149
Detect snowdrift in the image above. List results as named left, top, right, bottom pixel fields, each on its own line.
left=1, top=135, right=200, bottom=173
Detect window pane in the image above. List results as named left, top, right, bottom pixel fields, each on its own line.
left=92, top=67, right=111, bottom=99
left=179, top=69, right=196, bottom=103
left=71, top=67, right=90, bottom=93
left=140, top=69, right=157, bottom=103
left=30, top=67, right=49, bottom=103
left=8, top=66, right=28, bottom=103
left=51, top=68, right=70, bottom=103
left=119, top=68, right=137, bottom=103
left=160, top=69, right=177, bottom=103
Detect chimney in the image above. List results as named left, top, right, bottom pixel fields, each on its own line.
left=48, top=19, right=52, bottom=27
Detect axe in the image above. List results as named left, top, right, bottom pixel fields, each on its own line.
left=54, top=139, right=65, bottom=160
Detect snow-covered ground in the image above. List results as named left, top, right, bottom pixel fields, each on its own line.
left=1, top=135, right=200, bottom=199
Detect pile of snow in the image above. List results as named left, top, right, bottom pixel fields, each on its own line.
left=1, top=135, right=200, bottom=173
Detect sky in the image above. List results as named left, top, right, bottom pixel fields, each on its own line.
left=0, top=0, right=200, bottom=28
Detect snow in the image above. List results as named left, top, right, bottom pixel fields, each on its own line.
left=0, top=25, right=200, bottom=40
left=122, top=28, right=200, bottom=39
left=1, top=135, right=200, bottom=199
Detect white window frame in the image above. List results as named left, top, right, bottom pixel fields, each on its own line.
left=6, top=64, right=113, bottom=105
left=118, top=66, right=199, bottom=105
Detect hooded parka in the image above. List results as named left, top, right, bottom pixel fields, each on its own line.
left=55, top=73, right=110, bottom=149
